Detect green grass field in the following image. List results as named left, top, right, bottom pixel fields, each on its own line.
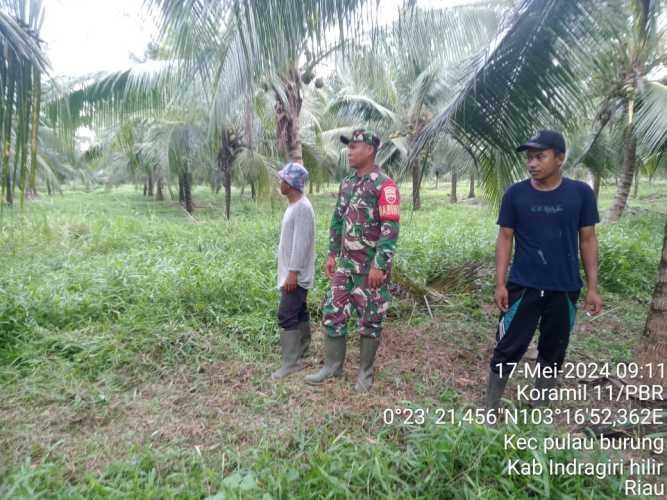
left=0, top=179, right=664, bottom=498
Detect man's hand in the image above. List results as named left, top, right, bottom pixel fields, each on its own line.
left=283, top=271, right=298, bottom=293
left=584, top=288, right=603, bottom=316
left=495, top=285, right=509, bottom=312
left=325, top=255, right=336, bottom=279
left=368, top=267, right=385, bottom=289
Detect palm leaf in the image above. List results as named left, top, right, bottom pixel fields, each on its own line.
left=414, top=0, right=613, bottom=207
left=635, top=81, right=667, bottom=155
left=326, top=94, right=397, bottom=123
left=0, top=9, right=48, bottom=72
left=47, top=60, right=179, bottom=134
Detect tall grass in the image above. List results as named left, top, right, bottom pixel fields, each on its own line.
left=0, top=183, right=663, bottom=498
left=0, top=186, right=662, bottom=381
left=1, top=417, right=626, bottom=499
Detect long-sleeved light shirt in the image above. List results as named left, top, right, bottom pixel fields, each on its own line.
left=277, top=196, right=316, bottom=290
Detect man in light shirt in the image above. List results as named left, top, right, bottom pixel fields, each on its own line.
left=271, top=162, right=316, bottom=380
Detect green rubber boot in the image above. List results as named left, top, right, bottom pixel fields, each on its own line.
left=304, top=335, right=346, bottom=385
left=354, top=336, right=380, bottom=392
left=298, top=321, right=311, bottom=358
left=485, top=369, right=508, bottom=411
left=271, top=329, right=304, bottom=380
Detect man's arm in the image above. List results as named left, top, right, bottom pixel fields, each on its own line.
left=370, top=179, right=400, bottom=288
left=495, top=227, right=514, bottom=312
left=579, top=225, right=603, bottom=315
left=326, top=184, right=345, bottom=278
left=284, top=205, right=315, bottom=292
left=373, top=220, right=399, bottom=272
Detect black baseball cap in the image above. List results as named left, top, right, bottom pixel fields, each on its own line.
left=516, top=129, right=566, bottom=154
left=340, top=129, right=381, bottom=150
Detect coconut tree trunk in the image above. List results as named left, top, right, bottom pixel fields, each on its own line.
left=28, top=66, right=40, bottom=197
left=156, top=175, right=164, bottom=201
left=218, top=160, right=230, bottom=217
left=274, top=64, right=303, bottom=164
left=606, top=126, right=636, bottom=222
left=634, top=220, right=667, bottom=390
left=593, top=172, right=601, bottom=199
left=450, top=170, right=458, bottom=203
left=2, top=52, right=16, bottom=206
left=182, top=172, right=193, bottom=214
left=223, top=167, right=231, bottom=220
left=633, top=167, right=639, bottom=199
left=148, top=170, right=154, bottom=197
left=18, top=63, right=31, bottom=207
left=411, top=158, right=421, bottom=210
left=218, top=129, right=237, bottom=221
left=468, top=171, right=475, bottom=198
left=11, top=65, right=24, bottom=194
left=435, top=172, right=439, bottom=189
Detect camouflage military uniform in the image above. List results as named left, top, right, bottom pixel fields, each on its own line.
left=322, top=166, right=400, bottom=338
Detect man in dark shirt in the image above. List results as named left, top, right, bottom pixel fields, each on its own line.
left=486, top=129, right=603, bottom=411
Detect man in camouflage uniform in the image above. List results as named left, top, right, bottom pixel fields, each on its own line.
left=305, top=129, right=400, bottom=392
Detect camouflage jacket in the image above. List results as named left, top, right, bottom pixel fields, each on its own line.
left=328, top=166, right=400, bottom=274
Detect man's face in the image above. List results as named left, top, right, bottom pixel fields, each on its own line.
left=279, top=179, right=291, bottom=195
left=347, top=141, right=375, bottom=169
left=525, top=148, right=564, bottom=180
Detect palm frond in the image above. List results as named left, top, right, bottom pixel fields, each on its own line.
left=327, top=94, right=397, bottom=123
left=47, top=60, right=179, bottom=134
left=414, top=0, right=612, bottom=207
left=231, top=147, right=275, bottom=204
left=0, top=9, right=48, bottom=72
left=635, top=81, right=667, bottom=155
left=231, top=0, right=375, bottom=78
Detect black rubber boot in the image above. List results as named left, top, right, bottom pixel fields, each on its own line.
left=298, top=321, right=311, bottom=358
left=304, top=335, right=346, bottom=385
left=271, top=329, right=304, bottom=380
left=532, top=373, right=557, bottom=408
left=485, top=369, right=508, bottom=411
left=354, top=336, right=380, bottom=392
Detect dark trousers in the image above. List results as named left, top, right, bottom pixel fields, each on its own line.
left=490, top=282, right=580, bottom=375
left=277, top=286, right=310, bottom=330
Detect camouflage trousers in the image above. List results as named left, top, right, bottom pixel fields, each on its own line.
left=321, top=269, right=392, bottom=338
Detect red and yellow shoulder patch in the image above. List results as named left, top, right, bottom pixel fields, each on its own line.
left=378, top=179, right=400, bottom=221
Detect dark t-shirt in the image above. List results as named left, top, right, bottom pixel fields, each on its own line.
left=497, top=177, right=599, bottom=292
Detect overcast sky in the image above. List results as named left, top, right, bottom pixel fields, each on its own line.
left=41, top=0, right=483, bottom=78
left=42, top=0, right=158, bottom=77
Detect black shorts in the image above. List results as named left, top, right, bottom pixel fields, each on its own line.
left=490, top=282, right=580, bottom=375
left=277, top=286, right=309, bottom=330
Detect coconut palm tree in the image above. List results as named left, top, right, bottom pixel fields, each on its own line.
left=50, top=0, right=366, bottom=217
left=325, top=3, right=501, bottom=208
left=144, top=0, right=380, bottom=167
left=638, top=220, right=667, bottom=388
left=568, top=123, right=625, bottom=198
left=581, top=1, right=667, bottom=221
left=0, top=0, right=49, bottom=207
